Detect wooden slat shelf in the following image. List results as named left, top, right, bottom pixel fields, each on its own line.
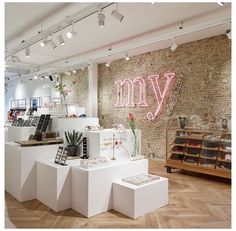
left=201, top=146, right=218, bottom=151
left=166, top=129, right=231, bottom=179
left=15, top=138, right=64, bottom=147
left=185, top=153, right=200, bottom=157
left=186, top=144, right=201, bottom=148
left=217, top=158, right=231, bottom=163
left=199, top=155, right=217, bottom=160
left=171, top=152, right=184, bottom=155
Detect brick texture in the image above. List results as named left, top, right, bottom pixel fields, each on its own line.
left=97, top=35, right=231, bottom=159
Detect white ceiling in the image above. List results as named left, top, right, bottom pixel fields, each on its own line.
left=5, top=2, right=231, bottom=83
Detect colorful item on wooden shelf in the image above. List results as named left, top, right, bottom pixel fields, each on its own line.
left=166, top=129, right=231, bottom=179
left=221, top=118, right=228, bottom=129
left=179, top=116, right=187, bottom=129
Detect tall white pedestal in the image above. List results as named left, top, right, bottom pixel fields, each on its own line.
left=83, top=129, right=141, bottom=160
left=113, top=177, right=168, bottom=218
left=7, top=126, right=36, bottom=142
left=37, top=159, right=81, bottom=212
left=5, top=142, right=59, bottom=202
left=71, top=159, right=148, bottom=217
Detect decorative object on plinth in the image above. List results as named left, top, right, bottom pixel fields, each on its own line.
left=221, top=118, right=228, bottom=129
left=55, top=81, right=71, bottom=117
left=179, top=116, right=187, bottom=129
left=127, top=113, right=140, bottom=159
left=64, top=130, right=82, bottom=156
left=34, top=130, right=43, bottom=141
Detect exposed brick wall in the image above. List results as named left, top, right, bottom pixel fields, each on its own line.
left=97, top=35, right=231, bottom=159
left=61, top=69, right=89, bottom=114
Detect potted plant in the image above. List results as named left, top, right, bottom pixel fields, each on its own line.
left=34, top=130, right=43, bottom=141
left=64, top=130, right=83, bottom=156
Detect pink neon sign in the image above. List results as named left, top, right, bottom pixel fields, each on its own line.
left=114, top=72, right=176, bottom=121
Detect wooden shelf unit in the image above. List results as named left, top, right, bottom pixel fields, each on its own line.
left=165, top=129, right=231, bottom=179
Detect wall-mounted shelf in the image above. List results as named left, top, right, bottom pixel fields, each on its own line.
left=165, top=129, right=231, bottom=179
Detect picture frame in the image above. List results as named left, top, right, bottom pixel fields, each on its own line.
left=11, top=100, right=18, bottom=109
left=30, top=97, right=40, bottom=110
left=18, top=99, right=26, bottom=109
left=40, top=96, right=51, bottom=108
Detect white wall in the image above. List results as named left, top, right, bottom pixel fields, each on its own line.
left=5, top=80, right=54, bottom=121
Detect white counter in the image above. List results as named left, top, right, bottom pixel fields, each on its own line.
left=5, top=142, right=60, bottom=202
left=49, top=117, right=99, bottom=137
left=83, top=129, right=141, bottom=160
left=7, top=126, right=36, bottom=142
left=71, top=159, right=148, bottom=217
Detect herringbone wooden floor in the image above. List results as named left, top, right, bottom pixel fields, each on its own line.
left=5, top=160, right=231, bottom=228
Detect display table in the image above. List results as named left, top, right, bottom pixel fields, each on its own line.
left=71, top=159, right=148, bottom=217
left=83, top=129, right=141, bottom=160
left=5, top=142, right=59, bottom=202
left=112, top=176, right=168, bottom=218
left=49, top=117, right=99, bottom=137
left=7, top=126, right=36, bottom=142
left=37, top=159, right=81, bottom=212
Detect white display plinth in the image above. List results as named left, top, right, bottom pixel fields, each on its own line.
left=83, top=129, right=141, bottom=160
left=7, top=126, right=36, bottom=142
left=5, top=142, right=59, bottom=202
left=112, top=177, right=168, bottom=218
left=37, top=159, right=81, bottom=212
left=71, top=159, right=148, bottom=217
left=49, top=117, right=99, bottom=137
left=5, top=127, right=8, bottom=142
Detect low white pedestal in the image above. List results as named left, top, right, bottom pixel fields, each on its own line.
left=83, top=129, right=141, bottom=160
left=49, top=117, right=99, bottom=138
left=7, top=126, right=36, bottom=142
left=112, top=177, right=168, bottom=218
left=5, top=142, right=59, bottom=202
left=71, top=159, right=148, bottom=217
left=37, top=159, right=81, bottom=212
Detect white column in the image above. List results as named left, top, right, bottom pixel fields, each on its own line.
left=88, top=63, right=98, bottom=118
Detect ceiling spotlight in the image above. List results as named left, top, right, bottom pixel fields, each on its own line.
left=111, top=3, right=124, bottom=22
left=65, top=71, right=71, bottom=76
left=25, top=47, right=30, bottom=58
left=48, top=34, right=57, bottom=49
left=170, top=43, right=178, bottom=52
left=45, top=75, right=49, bottom=79
left=97, top=9, right=105, bottom=27
left=67, top=22, right=77, bottom=38
left=72, top=69, right=77, bottom=74
left=226, top=29, right=231, bottom=39
left=29, top=78, right=33, bottom=81
left=34, top=75, right=38, bottom=80
left=40, top=38, right=48, bottom=47
left=49, top=75, right=53, bottom=81
left=217, top=2, right=224, bottom=6
left=125, top=51, right=130, bottom=61
left=41, top=76, right=45, bottom=80
left=58, top=30, right=65, bottom=45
